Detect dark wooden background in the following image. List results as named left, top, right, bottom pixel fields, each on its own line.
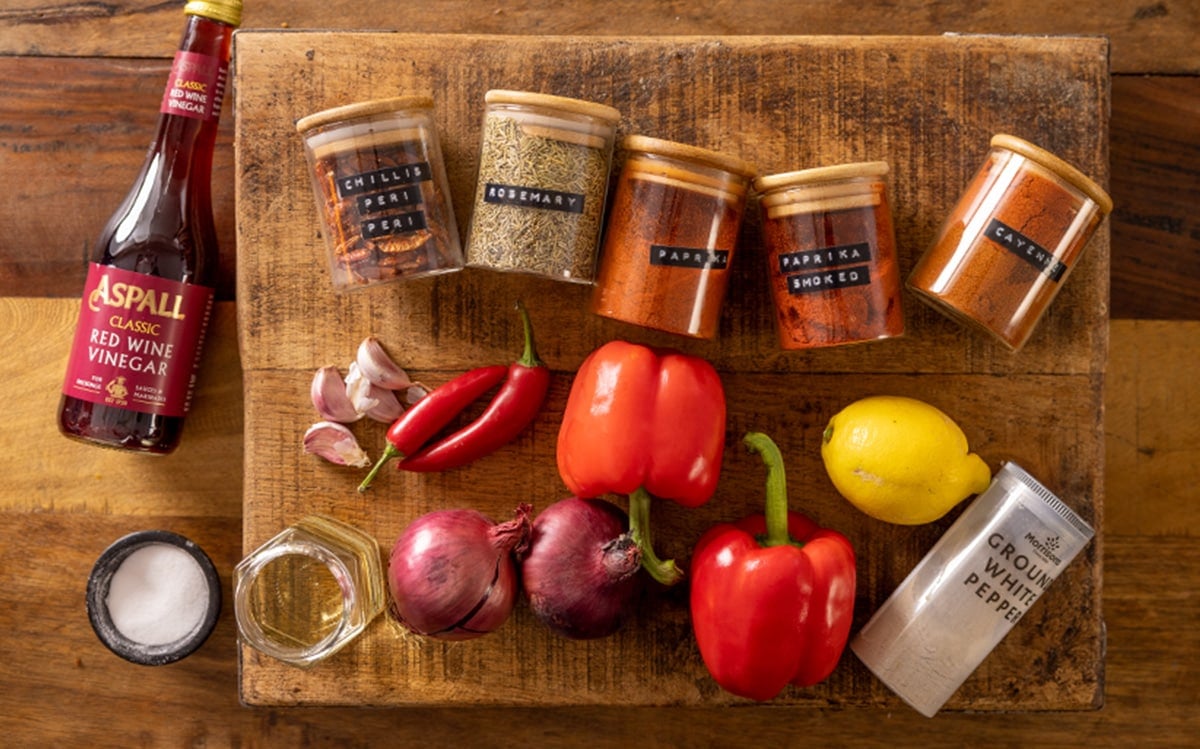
left=1, top=1, right=1197, bottom=746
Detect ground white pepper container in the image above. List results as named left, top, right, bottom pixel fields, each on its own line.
left=234, top=515, right=385, bottom=668
left=297, top=95, right=463, bottom=291
left=850, top=462, right=1094, bottom=717
left=465, top=90, right=620, bottom=282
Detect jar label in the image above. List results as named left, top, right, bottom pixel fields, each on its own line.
left=985, top=218, right=1068, bottom=281
left=337, top=162, right=431, bottom=198
left=787, top=266, right=872, bottom=295
left=62, top=264, right=213, bottom=418
left=357, top=186, right=423, bottom=215
left=778, top=242, right=872, bottom=274
left=650, top=245, right=730, bottom=270
left=362, top=210, right=429, bottom=240
left=484, top=183, right=585, bottom=214
left=160, top=50, right=227, bottom=122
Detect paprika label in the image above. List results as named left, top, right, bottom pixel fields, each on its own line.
left=160, top=50, right=227, bottom=122
left=778, top=242, right=872, bottom=274
left=62, top=264, right=213, bottom=418
left=649, top=245, right=730, bottom=270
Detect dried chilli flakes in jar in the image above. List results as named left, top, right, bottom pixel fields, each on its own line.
left=465, top=91, right=620, bottom=283
left=297, top=96, right=463, bottom=290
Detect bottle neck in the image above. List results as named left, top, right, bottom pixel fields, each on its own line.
left=147, top=13, right=235, bottom=165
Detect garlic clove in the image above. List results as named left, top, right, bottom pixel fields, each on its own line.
left=303, top=421, right=371, bottom=467
left=402, top=383, right=430, bottom=405
left=345, top=362, right=379, bottom=417
left=311, top=365, right=360, bottom=422
left=356, top=336, right=413, bottom=389
left=365, top=385, right=404, bottom=423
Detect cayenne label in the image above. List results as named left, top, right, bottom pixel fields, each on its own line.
left=985, top=218, right=1068, bottom=281
left=160, top=50, right=228, bottom=122
left=62, top=264, right=213, bottom=417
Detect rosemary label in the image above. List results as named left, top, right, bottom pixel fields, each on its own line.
left=483, top=183, right=586, bottom=214
left=778, top=242, right=872, bottom=274
left=985, top=218, right=1068, bottom=281
left=787, top=265, right=871, bottom=294
left=649, top=245, right=730, bottom=270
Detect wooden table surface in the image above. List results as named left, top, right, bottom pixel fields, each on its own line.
left=1, top=2, right=1197, bottom=746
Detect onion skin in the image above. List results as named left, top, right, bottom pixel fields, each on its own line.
left=521, top=497, right=642, bottom=640
left=388, top=504, right=531, bottom=641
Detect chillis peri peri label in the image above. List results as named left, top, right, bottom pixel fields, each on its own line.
left=62, top=264, right=213, bottom=417
left=160, top=50, right=227, bottom=122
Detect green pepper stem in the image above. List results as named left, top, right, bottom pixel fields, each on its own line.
left=628, top=487, right=684, bottom=586
left=358, top=443, right=401, bottom=493
left=514, top=301, right=543, bottom=369
left=744, top=432, right=790, bottom=547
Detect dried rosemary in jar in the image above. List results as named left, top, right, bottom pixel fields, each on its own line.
left=297, top=95, right=463, bottom=291
left=465, top=90, right=620, bottom=283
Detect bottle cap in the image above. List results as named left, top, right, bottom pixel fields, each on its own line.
left=185, top=0, right=243, bottom=27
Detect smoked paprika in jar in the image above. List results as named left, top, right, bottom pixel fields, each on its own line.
left=755, top=162, right=904, bottom=349
left=296, top=96, right=463, bottom=291
left=592, top=136, right=755, bottom=339
left=908, top=134, right=1113, bottom=351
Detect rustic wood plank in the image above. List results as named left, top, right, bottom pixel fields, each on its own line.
left=0, top=57, right=238, bottom=300
left=1109, top=75, right=1200, bottom=319
left=0, top=510, right=1189, bottom=744
left=2, top=54, right=1194, bottom=321
left=234, top=32, right=1111, bottom=378
left=0, top=0, right=1195, bottom=74
left=0, top=297, right=243, bottom=516
left=234, top=32, right=1106, bottom=708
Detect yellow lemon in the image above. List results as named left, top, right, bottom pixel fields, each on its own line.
left=820, top=395, right=992, bottom=525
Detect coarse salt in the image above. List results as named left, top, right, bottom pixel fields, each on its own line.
left=106, top=542, right=208, bottom=647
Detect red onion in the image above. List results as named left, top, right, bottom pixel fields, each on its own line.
left=520, top=497, right=642, bottom=640
left=388, top=504, right=531, bottom=641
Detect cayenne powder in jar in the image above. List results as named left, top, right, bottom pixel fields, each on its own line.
left=465, top=90, right=620, bottom=282
left=592, top=136, right=755, bottom=339
left=755, top=161, right=904, bottom=349
left=908, top=134, right=1113, bottom=351
left=296, top=95, right=463, bottom=291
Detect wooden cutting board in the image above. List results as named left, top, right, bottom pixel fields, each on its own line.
left=233, top=32, right=1108, bottom=709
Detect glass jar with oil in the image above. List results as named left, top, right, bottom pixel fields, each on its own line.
left=233, top=515, right=385, bottom=667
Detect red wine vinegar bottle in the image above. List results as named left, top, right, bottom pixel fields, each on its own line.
left=58, top=1, right=242, bottom=454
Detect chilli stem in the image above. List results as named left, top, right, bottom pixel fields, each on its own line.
left=744, top=432, right=790, bottom=547
left=514, top=301, right=543, bottom=369
left=358, top=443, right=400, bottom=493
left=628, top=487, right=683, bottom=586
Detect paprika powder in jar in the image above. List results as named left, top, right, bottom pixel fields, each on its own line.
left=296, top=95, right=463, bottom=291
left=755, top=162, right=904, bottom=349
left=592, top=136, right=755, bottom=339
left=465, top=90, right=620, bottom=282
left=907, top=134, right=1113, bottom=351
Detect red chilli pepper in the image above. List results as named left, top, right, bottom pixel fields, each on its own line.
left=358, top=304, right=549, bottom=489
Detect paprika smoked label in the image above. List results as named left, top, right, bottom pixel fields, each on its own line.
left=787, top=265, right=872, bottom=295
left=778, top=242, right=872, bottom=274
left=984, top=218, right=1068, bottom=282
left=62, top=264, right=213, bottom=418
left=160, top=50, right=227, bottom=122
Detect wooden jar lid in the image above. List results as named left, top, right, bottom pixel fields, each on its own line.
left=484, top=90, right=621, bottom=123
left=295, top=95, right=435, bottom=134
left=990, top=134, right=1113, bottom=214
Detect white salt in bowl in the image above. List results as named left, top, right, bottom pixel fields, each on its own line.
left=86, top=530, right=221, bottom=666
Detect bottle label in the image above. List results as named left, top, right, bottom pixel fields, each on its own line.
left=62, top=264, right=214, bottom=418
left=160, top=50, right=227, bottom=122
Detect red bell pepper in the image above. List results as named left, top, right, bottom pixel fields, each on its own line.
left=690, top=432, right=856, bottom=701
left=557, top=340, right=726, bottom=586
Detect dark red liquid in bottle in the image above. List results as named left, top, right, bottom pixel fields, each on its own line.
left=57, top=8, right=237, bottom=454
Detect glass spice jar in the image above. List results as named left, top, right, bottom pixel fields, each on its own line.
left=233, top=515, right=385, bottom=668
left=465, top=90, right=620, bottom=282
left=591, top=135, right=756, bottom=339
left=296, top=95, right=463, bottom=291
left=907, top=134, right=1113, bottom=351
left=755, top=161, right=905, bottom=349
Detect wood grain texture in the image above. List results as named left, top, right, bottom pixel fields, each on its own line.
left=0, top=0, right=1196, bottom=74
left=235, top=33, right=1106, bottom=708
left=0, top=305, right=1193, bottom=743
